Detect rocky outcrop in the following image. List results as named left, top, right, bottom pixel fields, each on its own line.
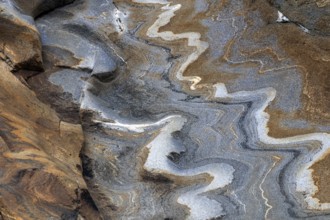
left=0, top=1, right=100, bottom=219
left=0, top=62, right=100, bottom=219
left=0, top=0, right=329, bottom=219
left=0, top=2, right=42, bottom=71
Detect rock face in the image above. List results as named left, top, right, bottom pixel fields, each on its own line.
left=0, top=61, right=100, bottom=219
left=12, top=0, right=75, bottom=18
left=0, top=0, right=330, bottom=219
left=0, top=2, right=42, bottom=71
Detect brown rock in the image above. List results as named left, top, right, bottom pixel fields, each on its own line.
left=0, top=62, right=100, bottom=219
left=0, top=4, right=43, bottom=71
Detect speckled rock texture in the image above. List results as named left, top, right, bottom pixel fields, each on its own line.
left=0, top=0, right=329, bottom=219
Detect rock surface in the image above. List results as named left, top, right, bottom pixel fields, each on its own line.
left=0, top=62, right=100, bottom=219
left=0, top=0, right=329, bottom=219
left=0, top=1, right=42, bottom=71
left=12, top=0, right=75, bottom=18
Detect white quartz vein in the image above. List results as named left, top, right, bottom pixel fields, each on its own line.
left=138, top=0, right=330, bottom=213
left=146, top=3, right=209, bottom=90
left=79, top=0, right=330, bottom=217
left=213, top=83, right=330, bottom=210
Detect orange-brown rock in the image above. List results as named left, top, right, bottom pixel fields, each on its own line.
left=312, top=153, right=330, bottom=203
left=0, top=4, right=42, bottom=71
left=0, top=62, right=100, bottom=219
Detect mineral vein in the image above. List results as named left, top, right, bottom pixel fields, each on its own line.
left=79, top=0, right=330, bottom=217
left=137, top=0, right=330, bottom=212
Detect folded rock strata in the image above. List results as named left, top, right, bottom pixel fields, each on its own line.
left=0, top=0, right=329, bottom=219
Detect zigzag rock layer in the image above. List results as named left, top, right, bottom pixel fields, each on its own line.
left=0, top=0, right=329, bottom=219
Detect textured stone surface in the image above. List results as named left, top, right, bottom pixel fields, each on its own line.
left=0, top=62, right=100, bottom=219
left=0, top=0, right=329, bottom=219
left=12, top=0, right=75, bottom=18
left=0, top=2, right=42, bottom=70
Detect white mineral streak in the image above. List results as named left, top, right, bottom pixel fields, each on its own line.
left=140, top=0, right=330, bottom=212
left=81, top=0, right=330, bottom=216
left=213, top=83, right=330, bottom=210
left=91, top=110, right=235, bottom=219
left=82, top=92, right=235, bottom=219
left=113, top=6, right=127, bottom=33
left=131, top=2, right=235, bottom=219
left=143, top=115, right=234, bottom=220
left=146, top=3, right=209, bottom=90
left=276, top=11, right=289, bottom=23
left=276, top=11, right=310, bottom=33
left=97, top=115, right=182, bottom=133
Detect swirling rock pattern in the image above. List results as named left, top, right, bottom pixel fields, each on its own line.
left=0, top=0, right=329, bottom=219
